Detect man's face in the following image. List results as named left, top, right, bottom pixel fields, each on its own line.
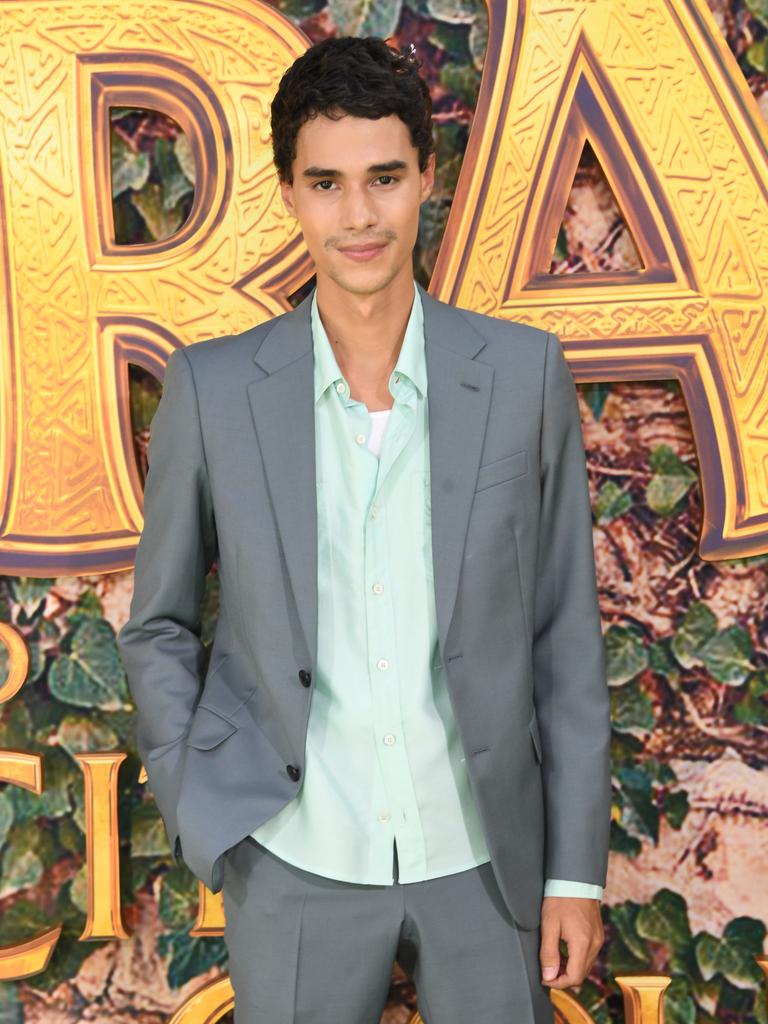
left=279, top=111, right=435, bottom=296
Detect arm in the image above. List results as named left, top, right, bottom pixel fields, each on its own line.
left=533, top=331, right=612, bottom=889
left=117, top=347, right=218, bottom=863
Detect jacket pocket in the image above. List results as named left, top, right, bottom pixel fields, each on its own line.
left=186, top=705, right=238, bottom=749
left=475, top=449, right=528, bottom=493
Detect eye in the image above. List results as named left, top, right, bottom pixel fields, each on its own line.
left=312, top=175, right=399, bottom=191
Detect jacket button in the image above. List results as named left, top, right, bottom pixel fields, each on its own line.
left=298, top=669, right=312, bottom=687
left=287, top=764, right=301, bottom=781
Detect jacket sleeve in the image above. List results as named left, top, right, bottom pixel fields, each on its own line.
left=532, top=331, right=612, bottom=888
left=117, top=346, right=218, bottom=864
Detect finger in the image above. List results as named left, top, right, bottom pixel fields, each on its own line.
left=543, top=942, right=589, bottom=989
left=539, top=923, right=562, bottom=982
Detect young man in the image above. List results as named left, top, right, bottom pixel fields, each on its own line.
left=118, top=35, right=611, bottom=1024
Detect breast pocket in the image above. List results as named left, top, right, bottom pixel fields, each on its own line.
left=474, top=449, right=528, bottom=493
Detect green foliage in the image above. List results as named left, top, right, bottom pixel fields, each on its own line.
left=602, top=893, right=767, bottom=1024
left=49, top=617, right=130, bottom=710
left=606, top=624, right=649, bottom=687
left=328, top=0, right=402, bottom=36
left=645, top=444, right=698, bottom=515
left=594, top=479, right=633, bottom=522
left=5, top=0, right=764, bottom=1008
left=156, top=867, right=229, bottom=989
left=672, top=601, right=755, bottom=685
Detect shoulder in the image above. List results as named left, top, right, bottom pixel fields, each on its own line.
left=173, top=307, right=289, bottom=375
left=431, top=293, right=551, bottom=372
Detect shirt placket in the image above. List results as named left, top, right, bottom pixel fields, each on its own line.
left=339, top=373, right=427, bottom=880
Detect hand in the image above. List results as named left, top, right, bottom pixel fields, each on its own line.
left=539, top=896, right=604, bottom=988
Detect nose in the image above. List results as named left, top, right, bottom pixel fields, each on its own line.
left=339, top=184, right=379, bottom=233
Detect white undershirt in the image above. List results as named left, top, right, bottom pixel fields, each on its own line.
left=366, top=408, right=392, bottom=458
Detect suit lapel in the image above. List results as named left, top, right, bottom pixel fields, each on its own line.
left=246, top=281, right=494, bottom=667
left=419, top=284, right=494, bottom=654
left=246, top=293, right=318, bottom=664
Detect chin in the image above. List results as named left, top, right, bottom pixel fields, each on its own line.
left=335, top=258, right=407, bottom=293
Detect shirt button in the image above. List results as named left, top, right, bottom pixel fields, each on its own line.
left=378, top=810, right=391, bottom=823
left=356, top=433, right=366, bottom=444
left=336, top=381, right=346, bottom=394
left=377, top=658, right=389, bottom=671
left=371, top=505, right=379, bottom=518
left=372, top=582, right=384, bottom=594
left=383, top=733, right=396, bottom=745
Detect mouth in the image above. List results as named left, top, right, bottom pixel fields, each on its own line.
left=338, top=242, right=389, bottom=262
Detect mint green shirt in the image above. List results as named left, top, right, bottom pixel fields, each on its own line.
left=250, top=280, right=603, bottom=900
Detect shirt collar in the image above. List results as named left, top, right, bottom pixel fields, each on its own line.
left=312, top=279, right=426, bottom=405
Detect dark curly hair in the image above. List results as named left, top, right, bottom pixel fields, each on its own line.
left=270, top=36, right=434, bottom=185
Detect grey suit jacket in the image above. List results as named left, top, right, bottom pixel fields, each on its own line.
left=117, top=281, right=611, bottom=930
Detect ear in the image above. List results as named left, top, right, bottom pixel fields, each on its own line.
left=420, top=151, right=436, bottom=203
left=279, top=177, right=297, bottom=218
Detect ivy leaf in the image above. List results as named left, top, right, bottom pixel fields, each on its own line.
left=56, top=714, right=119, bottom=757
left=131, top=802, right=173, bottom=859
left=0, top=898, right=51, bottom=946
left=580, top=382, right=613, bottom=422
left=159, top=864, right=198, bottom=928
left=594, top=480, right=633, bottom=522
left=746, top=38, right=768, bottom=72
left=695, top=922, right=765, bottom=989
left=733, top=671, right=768, bottom=726
left=430, top=20, right=473, bottom=62
left=606, top=624, right=648, bottom=686
left=672, top=602, right=717, bottom=669
left=159, top=929, right=228, bottom=990
left=328, top=0, right=402, bottom=37
left=9, top=748, right=74, bottom=821
left=649, top=636, right=679, bottom=681
left=468, top=4, right=488, bottom=70
left=9, top=578, right=53, bottom=619
left=645, top=444, right=697, bottom=515
left=49, top=618, right=129, bottom=710
left=615, top=763, right=659, bottom=841
left=609, top=901, right=651, bottom=963
left=611, top=679, right=655, bottom=735
left=439, top=63, right=480, bottom=107
left=744, top=0, right=768, bottom=18
left=427, top=0, right=483, bottom=22
left=173, top=131, right=197, bottom=185
left=0, top=845, right=43, bottom=898
left=154, top=137, right=195, bottom=211
left=131, top=182, right=188, bottom=241
left=698, top=626, right=754, bottom=686
left=111, top=132, right=150, bottom=197
left=636, top=889, right=692, bottom=964
left=609, top=818, right=642, bottom=857
left=663, top=976, right=698, bottom=1024
left=662, top=789, right=689, bottom=829
left=0, top=700, right=33, bottom=750
left=689, top=973, right=723, bottom=1016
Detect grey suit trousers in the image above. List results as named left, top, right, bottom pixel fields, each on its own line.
left=222, top=837, right=556, bottom=1024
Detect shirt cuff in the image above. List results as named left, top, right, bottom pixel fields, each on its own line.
left=544, top=878, right=604, bottom=900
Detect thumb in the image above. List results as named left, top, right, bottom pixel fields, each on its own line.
left=540, top=928, right=561, bottom=981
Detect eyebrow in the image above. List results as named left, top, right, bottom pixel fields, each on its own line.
left=301, top=159, right=408, bottom=179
